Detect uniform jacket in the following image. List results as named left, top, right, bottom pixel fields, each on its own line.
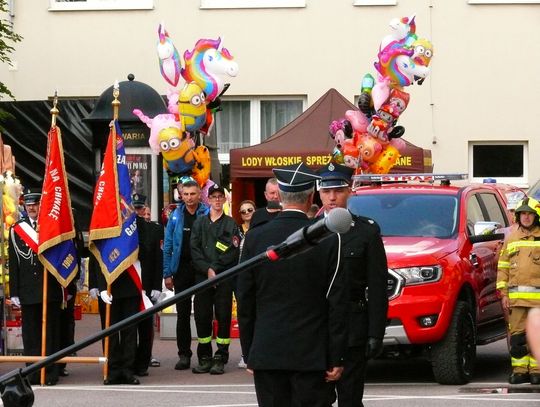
left=341, top=213, right=388, bottom=344
left=237, top=210, right=349, bottom=371
left=163, top=202, right=209, bottom=278
left=137, top=217, right=164, bottom=293
left=190, top=212, right=240, bottom=281
left=497, top=224, right=540, bottom=307
left=89, top=253, right=141, bottom=299
left=8, top=217, right=63, bottom=304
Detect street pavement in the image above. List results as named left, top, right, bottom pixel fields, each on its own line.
left=1, top=313, right=540, bottom=406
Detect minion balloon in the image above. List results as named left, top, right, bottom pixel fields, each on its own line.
left=178, top=81, right=210, bottom=133
left=158, top=127, right=197, bottom=174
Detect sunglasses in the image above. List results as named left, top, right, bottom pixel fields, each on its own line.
left=240, top=208, right=254, bottom=215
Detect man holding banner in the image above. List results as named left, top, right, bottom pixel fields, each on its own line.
left=8, top=188, right=64, bottom=386
left=89, top=114, right=148, bottom=386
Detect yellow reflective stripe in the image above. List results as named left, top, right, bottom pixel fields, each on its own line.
left=198, top=336, right=212, bottom=344
left=497, top=261, right=510, bottom=269
left=216, top=337, right=231, bottom=345
left=509, top=292, right=540, bottom=300
left=507, top=240, right=540, bottom=254
left=496, top=281, right=508, bottom=289
left=512, top=356, right=530, bottom=367
left=530, top=357, right=538, bottom=368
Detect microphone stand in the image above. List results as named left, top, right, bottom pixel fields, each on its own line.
left=0, top=248, right=274, bottom=407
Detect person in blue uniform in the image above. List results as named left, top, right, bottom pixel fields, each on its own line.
left=318, top=163, right=388, bottom=407
left=237, top=162, right=349, bottom=407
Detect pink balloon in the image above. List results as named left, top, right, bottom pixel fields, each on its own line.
left=390, top=138, right=406, bottom=152
left=345, top=110, right=370, bottom=133
left=372, top=79, right=390, bottom=111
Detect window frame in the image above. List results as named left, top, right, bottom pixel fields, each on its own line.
left=353, top=0, right=397, bottom=5
left=48, top=0, right=153, bottom=11
left=200, top=0, right=306, bottom=9
left=217, top=95, right=306, bottom=163
left=468, top=141, right=528, bottom=186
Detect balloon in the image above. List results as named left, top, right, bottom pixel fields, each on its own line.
left=158, top=127, right=197, bottom=175
left=411, top=38, right=434, bottom=68
left=361, top=73, right=375, bottom=94
left=369, top=145, right=401, bottom=174
left=332, top=147, right=345, bottom=164
left=367, top=104, right=400, bottom=143
left=157, top=23, right=181, bottom=87
left=372, top=78, right=391, bottom=111
left=178, top=81, right=209, bottom=133
left=345, top=110, right=370, bottom=134
left=388, top=88, right=410, bottom=115
left=355, top=133, right=383, bottom=169
left=379, top=15, right=416, bottom=50
left=181, top=37, right=239, bottom=102
left=191, top=145, right=212, bottom=187
left=341, top=139, right=360, bottom=170
left=328, top=119, right=352, bottom=150
left=133, top=110, right=181, bottom=154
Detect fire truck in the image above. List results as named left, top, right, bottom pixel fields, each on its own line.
left=348, top=174, right=523, bottom=384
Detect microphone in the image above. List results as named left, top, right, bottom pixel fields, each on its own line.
left=267, top=207, right=352, bottom=260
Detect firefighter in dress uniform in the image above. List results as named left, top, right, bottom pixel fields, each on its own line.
left=497, top=197, right=540, bottom=385
left=237, top=163, right=349, bottom=407
left=317, top=163, right=388, bottom=407
left=8, top=187, right=63, bottom=386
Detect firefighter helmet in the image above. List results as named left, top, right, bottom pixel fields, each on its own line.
left=514, top=197, right=540, bottom=224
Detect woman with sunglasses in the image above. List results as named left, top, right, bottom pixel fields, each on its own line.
left=238, top=200, right=256, bottom=239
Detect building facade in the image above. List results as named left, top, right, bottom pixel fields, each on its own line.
left=1, top=0, right=539, bottom=190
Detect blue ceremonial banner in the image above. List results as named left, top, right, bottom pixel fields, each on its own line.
left=89, top=120, right=139, bottom=285
left=38, top=125, right=79, bottom=287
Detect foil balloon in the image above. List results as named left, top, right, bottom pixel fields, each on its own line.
left=133, top=109, right=181, bottom=154
left=181, top=37, right=239, bottom=102
left=356, top=133, right=383, bottom=170
left=158, top=127, right=197, bottom=175
left=345, top=110, right=370, bottom=134
left=329, top=119, right=353, bottom=150
left=367, top=104, right=400, bottom=143
left=341, top=139, right=360, bottom=170
left=178, top=81, right=209, bottom=133
left=157, top=23, right=181, bottom=87
left=369, top=145, right=401, bottom=174
left=191, top=145, right=212, bottom=187
left=379, top=15, right=416, bottom=51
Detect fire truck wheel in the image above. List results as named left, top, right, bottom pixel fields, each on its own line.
left=430, top=300, right=476, bottom=385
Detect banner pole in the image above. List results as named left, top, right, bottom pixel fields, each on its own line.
left=39, top=269, right=48, bottom=386
left=102, top=284, right=111, bottom=382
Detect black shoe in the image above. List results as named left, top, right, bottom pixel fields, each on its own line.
left=509, top=373, right=530, bottom=384
left=192, top=357, right=212, bottom=374
left=45, top=379, right=58, bottom=386
left=530, top=374, right=540, bottom=385
left=59, top=368, right=69, bottom=377
left=123, top=376, right=140, bottom=385
left=209, top=355, right=225, bottom=375
left=175, top=355, right=191, bottom=370
left=103, top=377, right=122, bottom=385
left=135, top=370, right=149, bottom=377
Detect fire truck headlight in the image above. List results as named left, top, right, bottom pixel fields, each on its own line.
left=393, top=265, right=442, bottom=285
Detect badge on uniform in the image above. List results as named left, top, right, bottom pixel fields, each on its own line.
left=215, top=240, right=229, bottom=252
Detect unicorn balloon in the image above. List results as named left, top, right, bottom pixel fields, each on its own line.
left=181, top=37, right=239, bottom=102
left=157, top=23, right=181, bottom=87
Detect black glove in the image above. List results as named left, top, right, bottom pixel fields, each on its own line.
left=365, top=337, right=383, bottom=359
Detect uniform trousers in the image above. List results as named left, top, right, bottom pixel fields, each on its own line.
left=134, top=313, right=154, bottom=373
left=253, top=369, right=333, bottom=407
left=58, top=295, right=76, bottom=371
left=334, top=344, right=367, bottom=407
left=193, top=280, right=232, bottom=362
left=21, top=301, right=61, bottom=383
left=106, top=297, right=139, bottom=381
left=509, top=306, right=540, bottom=374
left=173, top=262, right=196, bottom=358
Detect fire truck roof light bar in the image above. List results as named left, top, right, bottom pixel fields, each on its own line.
left=352, top=173, right=468, bottom=184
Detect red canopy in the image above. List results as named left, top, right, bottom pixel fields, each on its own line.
left=230, top=88, right=432, bottom=179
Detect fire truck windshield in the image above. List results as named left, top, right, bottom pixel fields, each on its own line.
left=348, top=193, right=459, bottom=238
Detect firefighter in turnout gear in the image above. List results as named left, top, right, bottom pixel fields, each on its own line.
left=497, top=197, right=540, bottom=385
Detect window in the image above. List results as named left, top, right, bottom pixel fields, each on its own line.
left=49, top=0, right=153, bottom=11
left=479, top=193, right=508, bottom=227
left=215, top=96, right=305, bottom=163
left=469, top=142, right=527, bottom=186
left=353, top=0, right=397, bottom=5
left=468, top=0, right=540, bottom=3
left=261, top=100, right=303, bottom=141
left=200, top=0, right=306, bottom=9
